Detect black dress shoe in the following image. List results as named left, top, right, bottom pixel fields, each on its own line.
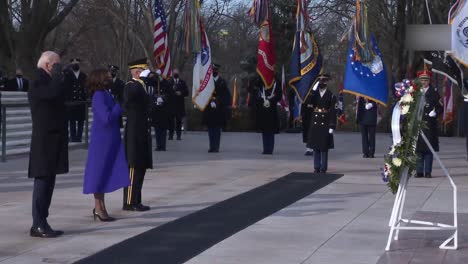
left=369, top=154, right=375, bottom=158
left=262, top=151, right=273, bottom=155
left=168, top=137, right=173, bottom=140
left=30, top=226, right=61, bottom=238
left=363, top=154, right=369, bottom=158
left=305, top=151, right=313, bottom=156
left=208, top=149, right=214, bottom=153
left=314, top=169, right=320, bottom=173
left=320, top=169, right=327, bottom=174
left=176, top=137, right=181, bottom=140
left=45, top=223, right=64, bottom=236
left=123, top=204, right=150, bottom=212
left=415, top=173, right=424, bottom=178
left=425, top=173, right=432, bottom=178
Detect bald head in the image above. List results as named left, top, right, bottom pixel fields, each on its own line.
left=37, top=51, right=61, bottom=75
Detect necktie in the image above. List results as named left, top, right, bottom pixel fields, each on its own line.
left=18, top=78, right=22, bottom=91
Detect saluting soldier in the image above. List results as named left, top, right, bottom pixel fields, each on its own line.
left=167, top=69, right=189, bottom=140
left=64, top=58, right=87, bottom=142
left=202, top=63, right=231, bottom=153
left=356, top=97, right=378, bottom=158
left=415, top=70, right=442, bottom=178
left=122, top=58, right=153, bottom=211
left=249, top=75, right=282, bottom=154
left=306, top=73, right=337, bottom=174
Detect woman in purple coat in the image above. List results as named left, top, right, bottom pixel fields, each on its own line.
left=83, top=69, right=130, bottom=221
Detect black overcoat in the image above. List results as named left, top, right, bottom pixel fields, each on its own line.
left=150, top=78, right=173, bottom=128
left=253, top=82, right=282, bottom=134
left=64, top=70, right=87, bottom=121
left=416, top=86, right=442, bottom=153
left=301, top=95, right=314, bottom=143
left=123, top=79, right=153, bottom=169
left=356, top=98, right=377, bottom=126
left=28, top=69, right=69, bottom=178
left=168, top=78, right=189, bottom=118
left=306, top=89, right=337, bottom=151
left=202, top=77, right=231, bottom=128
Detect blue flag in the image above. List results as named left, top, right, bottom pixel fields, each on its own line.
left=293, top=95, right=302, bottom=120
left=343, top=35, right=388, bottom=105
left=289, top=0, right=322, bottom=103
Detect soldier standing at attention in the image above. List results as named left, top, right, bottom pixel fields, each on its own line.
left=64, top=58, right=87, bottom=142
left=122, top=58, right=153, bottom=211
left=306, top=73, right=337, bottom=174
left=356, top=97, right=377, bottom=158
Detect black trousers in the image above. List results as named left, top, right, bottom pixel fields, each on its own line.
left=69, top=120, right=84, bottom=141
left=208, top=126, right=221, bottom=151
left=32, top=174, right=56, bottom=227
left=314, top=150, right=328, bottom=171
left=169, top=115, right=183, bottom=139
left=262, top=132, right=275, bottom=154
left=154, top=127, right=167, bottom=150
left=360, top=125, right=376, bottom=155
left=123, top=166, right=146, bottom=207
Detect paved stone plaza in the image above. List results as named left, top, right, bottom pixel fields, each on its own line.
left=0, top=131, right=467, bottom=264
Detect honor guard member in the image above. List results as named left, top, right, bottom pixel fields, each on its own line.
left=64, top=58, right=87, bottom=142
left=415, top=70, right=442, bottom=178
left=145, top=70, right=173, bottom=151
left=357, top=97, right=377, bottom=158
left=168, top=69, right=189, bottom=140
left=202, top=63, right=231, bottom=152
left=306, top=73, right=337, bottom=174
left=301, top=87, right=316, bottom=156
left=108, top=65, right=125, bottom=105
left=462, top=78, right=468, bottom=161
left=122, top=58, right=153, bottom=211
left=250, top=75, right=282, bottom=154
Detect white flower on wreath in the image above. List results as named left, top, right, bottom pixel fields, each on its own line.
left=408, top=86, right=414, bottom=93
left=392, top=158, right=402, bottom=167
left=401, top=93, right=413, bottom=103
left=401, top=105, right=410, bottom=115
left=389, top=146, right=396, bottom=155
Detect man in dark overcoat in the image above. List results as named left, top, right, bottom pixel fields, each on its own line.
left=415, top=70, right=443, bottom=178
left=202, top=64, right=231, bottom=152
left=249, top=75, right=282, bottom=154
left=122, top=59, right=153, bottom=211
left=5, top=68, right=29, bottom=92
left=306, top=74, right=337, bottom=174
left=356, top=97, right=378, bottom=158
left=28, top=51, right=68, bottom=238
left=109, top=65, right=125, bottom=127
left=167, top=69, right=189, bottom=140
left=64, top=58, right=87, bottom=142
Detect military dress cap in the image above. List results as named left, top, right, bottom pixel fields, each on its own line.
left=417, top=70, right=432, bottom=80
left=108, top=65, right=119, bottom=71
left=212, top=63, right=221, bottom=70
left=128, top=58, right=148, bottom=70
left=70, top=58, right=81, bottom=64
left=317, top=73, right=331, bottom=80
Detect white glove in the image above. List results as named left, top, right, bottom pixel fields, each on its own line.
left=210, top=101, right=217, bottom=108
left=139, top=69, right=151, bottom=78
left=312, top=81, right=320, bottom=91
left=156, top=97, right=164, bottom=105
left=329, top=128, right=334, bottom=134
left=365, top=103, right=373, bottom=110
left=429, top=109, right=436, bottom=117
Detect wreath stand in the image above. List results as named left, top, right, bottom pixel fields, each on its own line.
left=385, top=131, right=458, bottom=251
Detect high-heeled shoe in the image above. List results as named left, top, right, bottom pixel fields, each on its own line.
left=93, top=209, right=116, bottom=222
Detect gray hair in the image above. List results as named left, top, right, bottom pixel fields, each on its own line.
left=37, top=51, right=59, bottom=69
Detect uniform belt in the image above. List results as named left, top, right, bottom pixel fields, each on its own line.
left=313, top=108, right=329, bottom=113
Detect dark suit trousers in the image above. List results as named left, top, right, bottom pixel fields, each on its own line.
left=154, top=127, right=167, bottom=150
left=69, top=120, right=84, bottom=141
left=360, top=125, right=376, bottom=155
left=32, top=174, right=57, bottom=227
left=169, top=116, right=183, bottom=139
left=208, top=127, right=221, bottom=151
left=416, top=152, right=433, bottom=174
left=262, top=132, right=275, bottom=154
left=313, top=150, right=328, bottom=171
left=123, top=166, right=146, bottom=206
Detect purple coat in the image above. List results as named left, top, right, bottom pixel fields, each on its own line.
left=83, top=90, right=130, bottom=194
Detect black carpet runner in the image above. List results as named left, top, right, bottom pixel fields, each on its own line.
left=75, top=172, right=342, bottom=264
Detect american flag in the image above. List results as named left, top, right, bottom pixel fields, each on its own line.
left=153, top=0, right=172, bottom=78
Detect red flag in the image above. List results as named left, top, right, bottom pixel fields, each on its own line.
left=257, top=18, right=276, bottom=89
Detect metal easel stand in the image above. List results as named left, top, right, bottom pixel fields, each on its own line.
left=385, top=131, right=458, bottom=251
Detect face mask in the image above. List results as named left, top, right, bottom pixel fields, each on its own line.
left=72, top=64, right=80, bottom=71
left=173, top=74, right=179, bottom=79
left=16, top=75, right=22, bottom=78
left=319, top=83, right=327, bottom=89
left=111, top=72, right=117, bottom=78
left=103, top=79, right=112, bottom=88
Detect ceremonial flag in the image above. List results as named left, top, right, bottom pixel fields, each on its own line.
left=232, top=77, right=238, bottom=109
left=289, top=0, right=322, bottom=103
left=424, top=51, right=463, bottom=88
left=192, top=22, right=215, bottom=110
left=443, top=77, right=454, bottom=124
left=337, top=82, right=347, bottom=124
left=449, top=0, right=468, bottom=66
left=278, top=65, right=289, bottom=112
left=343, top=34, right=388, bottom=105
left=153, top=0, right=172, bottom=78
left=292, top=95, right=302, bottom=122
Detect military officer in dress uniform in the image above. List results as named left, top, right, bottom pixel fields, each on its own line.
left=356, top=97, right=378, bottom=158
left=249, top=75, right=282, bottom=154
left=122, top=58, right=153, bottom=211
left=168, top=69, right=189, bottom=140
left=306, top=73, right=337, bottom=174
left=415, top=70, right=442, bottom=178
left=64, top=58, right=87, bottom=142
left=145, top=70, right=173, bottom=151
left=202, top=63, right=231, bottom=153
